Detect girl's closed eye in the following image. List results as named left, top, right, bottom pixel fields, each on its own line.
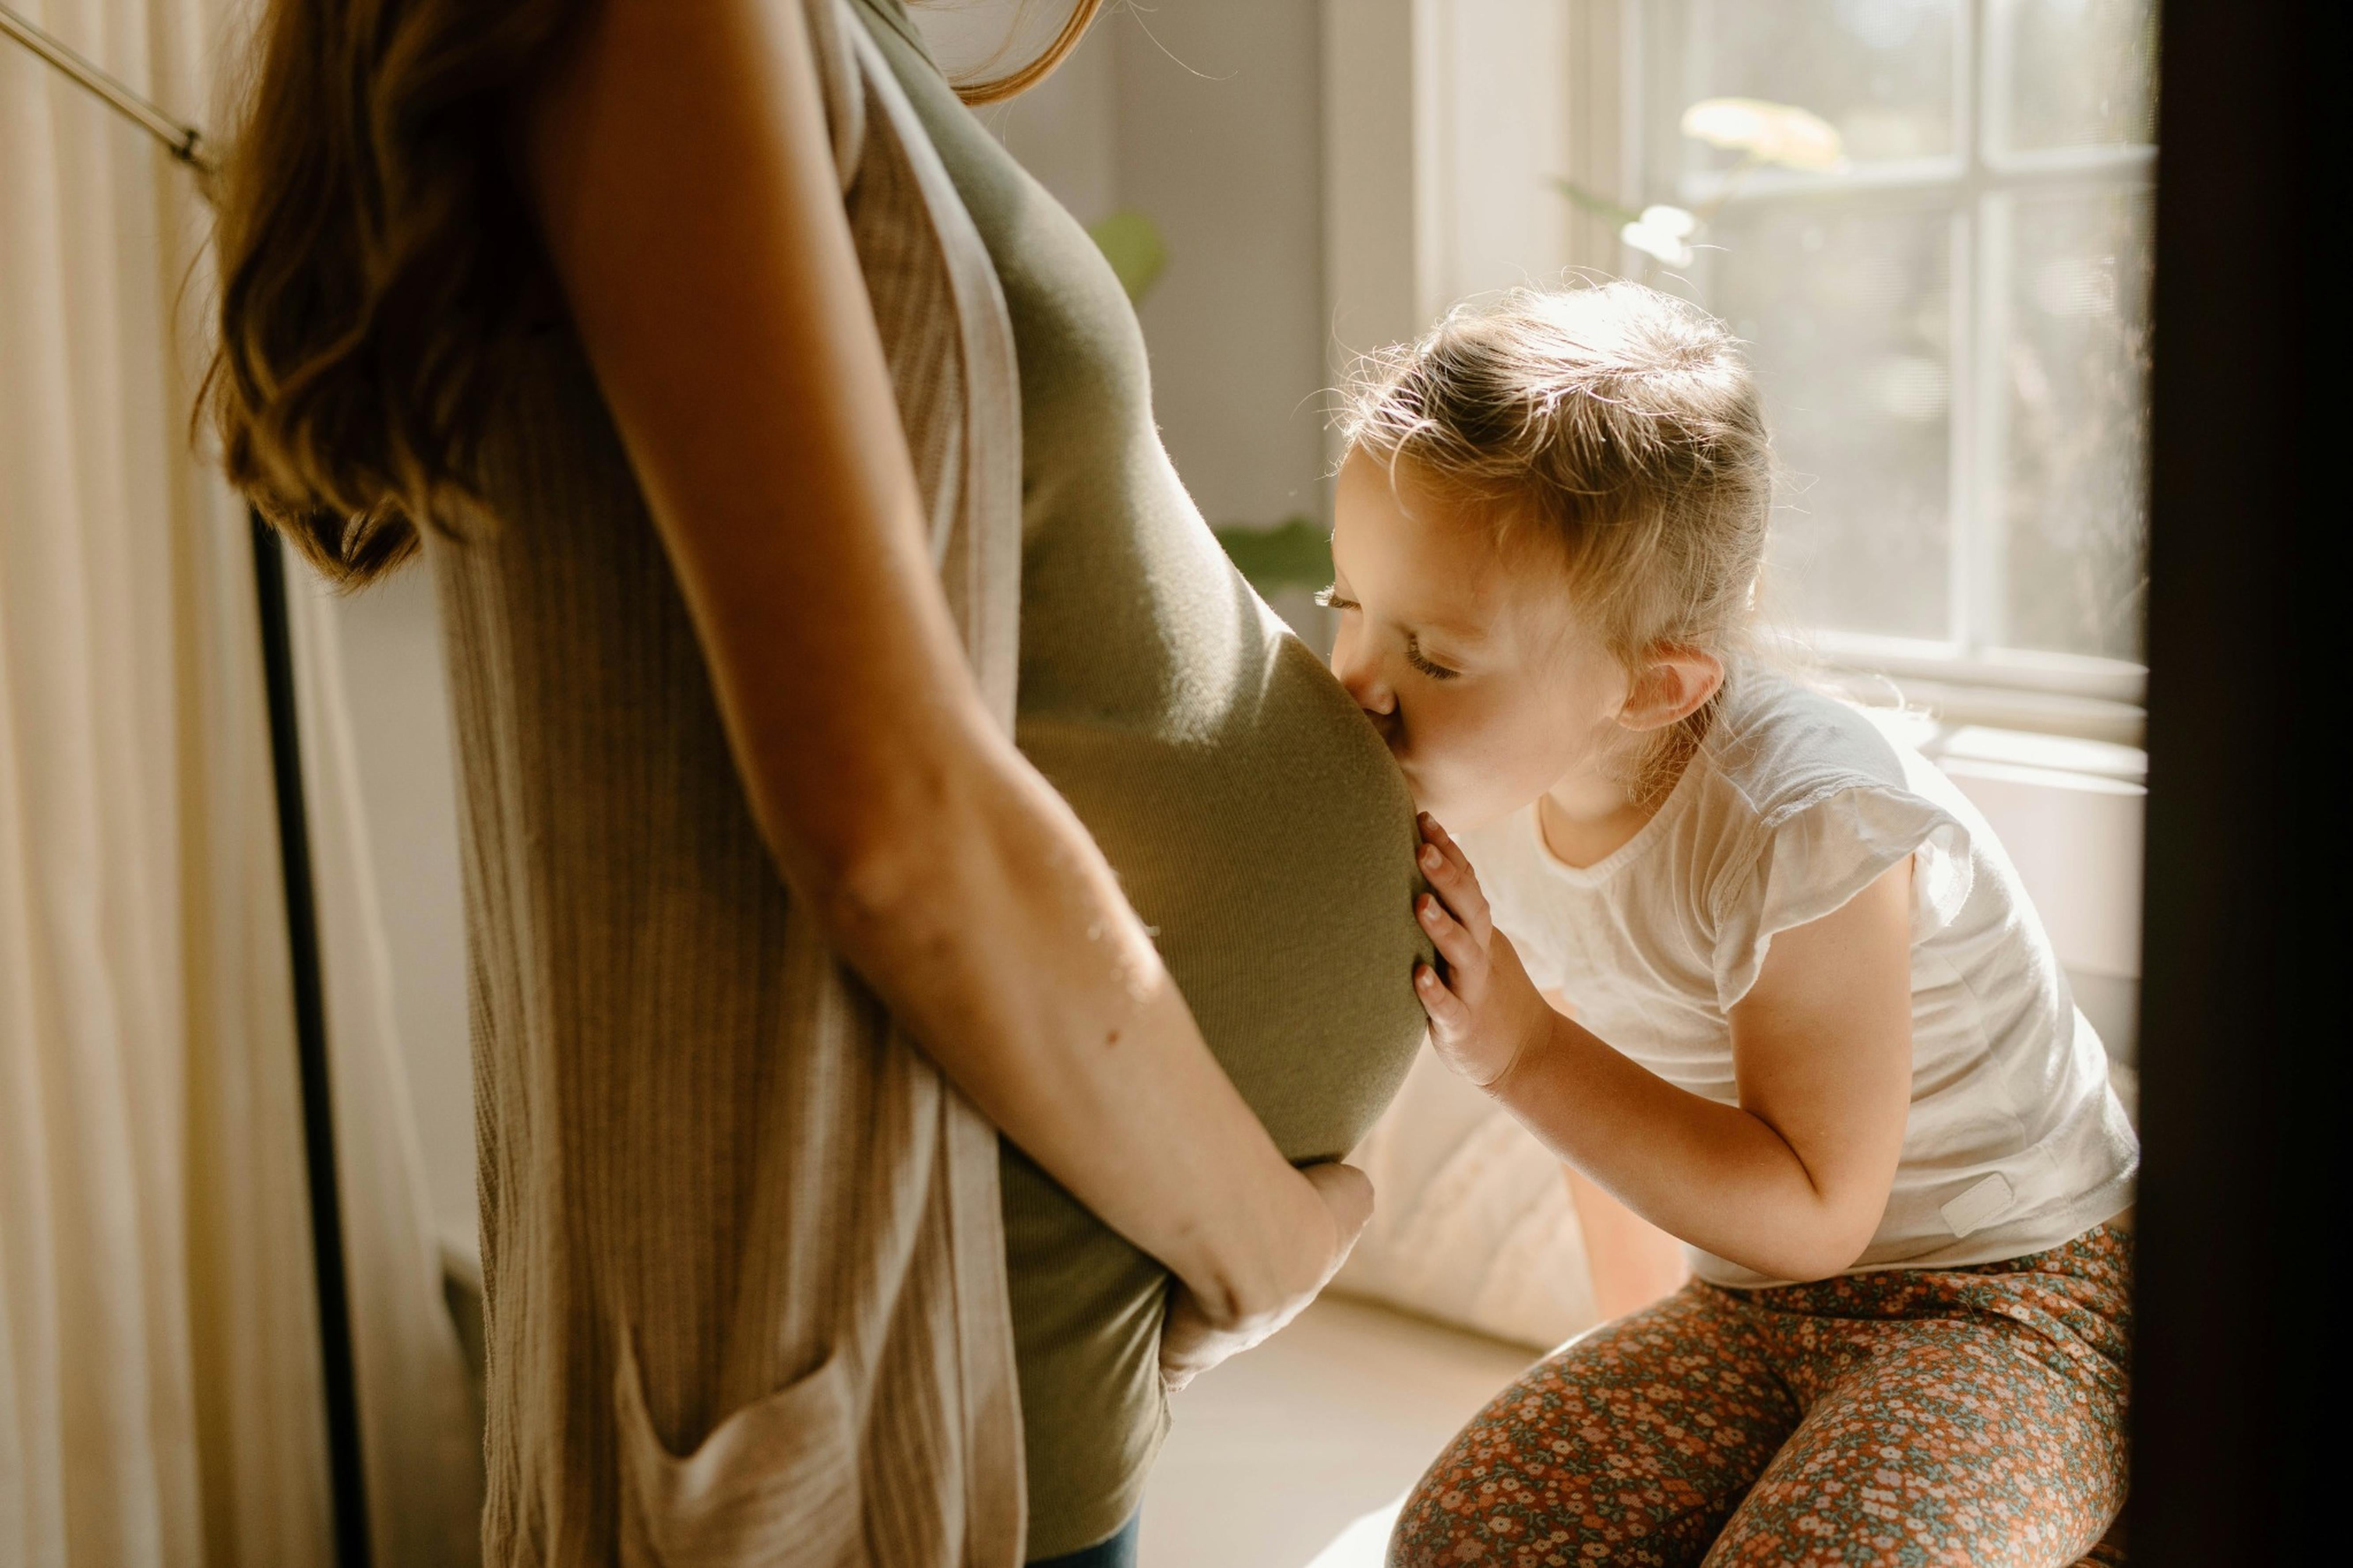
left=1316, top=587, right=1461, bottom=680
left=1405, top=635, right=1460, bottom=681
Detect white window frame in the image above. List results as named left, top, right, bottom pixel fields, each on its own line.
left=1322, top=0, right=2153, bottom=745
left=1644, top=0, right=2153, bottom=741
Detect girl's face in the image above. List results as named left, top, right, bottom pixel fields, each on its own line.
left=1327, top=449, right=1633, bottom=830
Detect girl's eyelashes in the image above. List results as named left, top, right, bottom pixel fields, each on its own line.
left=1406, top=635, right=1461, bottom=680
left=1313, top=585, right=1458, bottom=678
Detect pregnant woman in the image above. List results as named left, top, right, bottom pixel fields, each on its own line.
left=833, top=9, right=1433, bottom=1558
left=208, top=0, right=1427, bottom=1563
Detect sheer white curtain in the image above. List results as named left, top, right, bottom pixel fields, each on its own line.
left=0, top=2, right=477, bottom=1563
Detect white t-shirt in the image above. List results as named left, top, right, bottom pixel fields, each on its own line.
left=1456, top=666, right=2139, bottom=1288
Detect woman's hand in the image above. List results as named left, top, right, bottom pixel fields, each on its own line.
left=1158, top=1161, right=1374, bottom=1393
left=1411, top=815, right=1554, bottom=1089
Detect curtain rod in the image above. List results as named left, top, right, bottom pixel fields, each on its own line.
left=0, top=4, right=215, bottom=182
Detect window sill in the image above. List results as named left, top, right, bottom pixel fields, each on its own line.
left=1805, top=632, right=2147, bottom=749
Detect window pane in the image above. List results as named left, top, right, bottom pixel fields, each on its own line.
left=1999, top=187, right=2153, bottom=659
left=1706, top=204, right=1955, bottom=641
left=1996, top=0, right=2159, bottom=152
left=1680, top=0, right=1957, bottom=170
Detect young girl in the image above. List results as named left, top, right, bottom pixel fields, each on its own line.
left=1324, top=282, right=2139, bottom=1567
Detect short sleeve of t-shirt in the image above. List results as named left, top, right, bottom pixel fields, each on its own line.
left=1710, top=780, right=1973, bottom=1012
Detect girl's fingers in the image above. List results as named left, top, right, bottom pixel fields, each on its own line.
left=1417, top=818, right=1493, bottom=943
left=1414, top=962, right=1469, bottom=1035
left=1422, top=814, right=1475, bottom=880
left=1416, top=893, right=1483, bottom=980
left=1416, top=827, right=1473, bottom=895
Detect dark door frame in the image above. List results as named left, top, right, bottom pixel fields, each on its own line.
left=2134, top=3, right=2320, bottom=1559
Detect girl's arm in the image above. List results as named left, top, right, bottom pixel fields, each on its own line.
left=519, top=0, right=1367, bottom=1379
left=1414, top=818, right=1912, bottom=1283
left=1563, top=1164, right=1690, bottom=1317
left=1540, top=989, right=1690, bottom=1315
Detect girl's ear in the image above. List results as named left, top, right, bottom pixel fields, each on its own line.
left=1618, top=646, right=1724, bottom=732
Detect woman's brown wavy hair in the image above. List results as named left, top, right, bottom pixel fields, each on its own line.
left=207, top=0, right=1104, bottom=586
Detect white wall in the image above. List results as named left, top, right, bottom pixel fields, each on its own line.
left=949, top=9, right=1119, bottom=224
left=1111, top=0, right=1331, bottom=528
left=325, top=570, right=475, bottom=1244
left=932, top=1, right=1333, bottom=528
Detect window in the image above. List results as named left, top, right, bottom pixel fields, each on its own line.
left=1632, top=0, right=2157, bottom=734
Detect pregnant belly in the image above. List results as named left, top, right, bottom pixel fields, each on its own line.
left=1004, top=617, right=1432, bottom=1554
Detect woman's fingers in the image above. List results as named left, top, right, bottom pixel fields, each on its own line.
left=1157, top=1288, right=1227, bottom=1392
left=1300, top=1160, right=1375, bottom=1263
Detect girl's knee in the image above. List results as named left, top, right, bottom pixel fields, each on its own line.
left=1386, top=1300, right=1786, bottom=1567
left=1386, top=1438, right=1513, bottom=1568
left=1386, top=1425, right=1718, bottom=1568
left=1385, top=1432, right=1577, bottom=1568
left=1384, top=1474, right=1468, bottom=1568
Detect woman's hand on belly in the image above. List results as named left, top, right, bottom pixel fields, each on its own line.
left=1157, top=1160, right=1374, bottom=1393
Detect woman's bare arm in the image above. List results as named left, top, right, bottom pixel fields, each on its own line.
left=518, top=0, right=1365, bottom=1351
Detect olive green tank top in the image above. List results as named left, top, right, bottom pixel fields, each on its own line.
left=851, top=5, right=1431, bottom=1554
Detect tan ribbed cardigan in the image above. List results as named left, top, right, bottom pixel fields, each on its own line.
left=430, top=3, right=1024, bottom=1561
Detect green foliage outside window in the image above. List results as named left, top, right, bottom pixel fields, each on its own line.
left=1214, top=517, right=1332, bottom=594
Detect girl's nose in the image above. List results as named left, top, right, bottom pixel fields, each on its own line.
left=1330, top=637, right=1397, bottom=720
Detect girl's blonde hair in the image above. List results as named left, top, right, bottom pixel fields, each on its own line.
left=1341, top=282, right=1772, bottom=757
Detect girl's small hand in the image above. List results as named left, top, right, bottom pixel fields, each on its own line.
left=1413, top=814, right=1553, bottom=1089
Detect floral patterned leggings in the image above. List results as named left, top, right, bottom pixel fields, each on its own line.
left=1392, top=1224, right=2131, bottom=1567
